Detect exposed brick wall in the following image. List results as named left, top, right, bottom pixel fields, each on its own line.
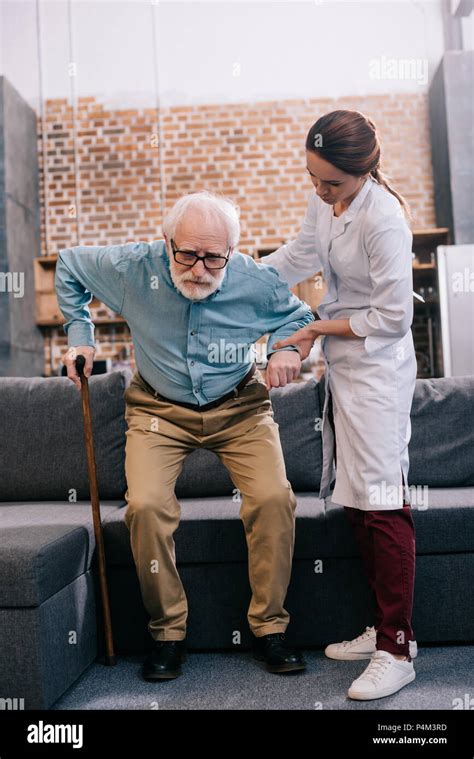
left=37, top=92, right=437, bottom=376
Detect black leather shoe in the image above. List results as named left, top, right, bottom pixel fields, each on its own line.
left=252, top=633, right=306, bottom=673
left=142, top=640, right=186, bottom=681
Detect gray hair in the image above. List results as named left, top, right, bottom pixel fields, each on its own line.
left=162, top=190, right=240, bottom=248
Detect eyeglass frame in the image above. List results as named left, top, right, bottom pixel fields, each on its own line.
left=170, top=238, right=232, bottom=269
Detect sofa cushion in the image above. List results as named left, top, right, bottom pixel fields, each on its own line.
left=408, top=376, right=474, bottom=487
left=174, top=378, right=322, bottom=497
left=272, top=378, right=323, bottom=492
left=0, top=370, right=132, bottom=502
left=104, top=487, right=474, bottom=566
left=0, top=502, right=123, bottom=606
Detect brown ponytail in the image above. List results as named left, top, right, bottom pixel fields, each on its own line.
left=306, top=110, right=412, bottom=223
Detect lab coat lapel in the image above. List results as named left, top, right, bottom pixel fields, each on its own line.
left=318, top=209, right=338, bottom=307
left=329, top=175, right=374, bottom=241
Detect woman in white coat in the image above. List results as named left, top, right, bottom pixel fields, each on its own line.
left=264, top=110, right=418, bottom=701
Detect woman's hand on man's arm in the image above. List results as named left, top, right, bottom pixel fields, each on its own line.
left=272, top=319, right=358, bottom=360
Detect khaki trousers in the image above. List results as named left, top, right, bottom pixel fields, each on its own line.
left=123, top=369, right=297, bottom=642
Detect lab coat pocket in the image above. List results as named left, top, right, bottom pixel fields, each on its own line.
left=347, top=338, right=398, bottom=398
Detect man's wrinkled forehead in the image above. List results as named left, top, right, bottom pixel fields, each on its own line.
left=174, top=209, right=228, bottom=250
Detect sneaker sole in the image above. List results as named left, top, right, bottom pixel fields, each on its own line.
left=325, top=641, right=417, bottom=662
left=347, top=670, right=416, bottom=700
left=325, top=649, right=375, bottom=661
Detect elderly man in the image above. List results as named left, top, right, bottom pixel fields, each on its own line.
left=55, top=191, right=314, bottom=681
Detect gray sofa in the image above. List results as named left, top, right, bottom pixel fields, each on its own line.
left=0, top=370, right=473, bottom=709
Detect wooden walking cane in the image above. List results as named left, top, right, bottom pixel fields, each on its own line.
left=75, top=353, right=116, bottom=666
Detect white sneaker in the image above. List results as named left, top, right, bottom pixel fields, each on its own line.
left=348, top=650, right=416, bottom=701
left=325, top=626, right=418, bottom=661
left=325, top=626, right=377, bottom=661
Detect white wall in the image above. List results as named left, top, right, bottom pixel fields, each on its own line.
left=1, top=0, right=448, bottom=111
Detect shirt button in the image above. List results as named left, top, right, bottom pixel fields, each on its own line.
left=194, top=386, right=199, bottom=392
left=190, top=360, right=195, bottom=366
left=190, top=330, right=196, bottom=336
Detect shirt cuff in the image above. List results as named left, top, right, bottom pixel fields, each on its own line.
left=65, top=322, right=96, bottom=347
left=349, top=312, right=368, bottom=338
left=267, top=345, right=300, bottom=359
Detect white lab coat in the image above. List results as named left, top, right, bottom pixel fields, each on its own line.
left=263, top=175, right=417, bottom=510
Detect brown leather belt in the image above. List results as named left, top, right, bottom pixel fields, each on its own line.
left=137, top=362, right=257, bottom=412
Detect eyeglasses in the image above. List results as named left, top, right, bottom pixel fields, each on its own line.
left=170, top=239, right=231, bottom=270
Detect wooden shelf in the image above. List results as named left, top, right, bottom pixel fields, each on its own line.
left=412, top=227, right=450, bottom=244
left=34, top=253, right=124, bottom=328
left=35, top=255, right=59, bottom=265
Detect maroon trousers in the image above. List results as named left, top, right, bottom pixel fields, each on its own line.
left=344, top=503, right=416, bottom=658
left=328, top=390, right=416, bottom=658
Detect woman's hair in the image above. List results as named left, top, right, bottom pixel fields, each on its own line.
left=305, top=110, right=412, bottom=222
left=162, top=190, right=241, bottom=247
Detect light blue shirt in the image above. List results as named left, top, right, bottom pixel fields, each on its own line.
left=55, top=240, right=314, bottom=405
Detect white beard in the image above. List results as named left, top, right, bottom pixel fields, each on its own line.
left=169, top=265, right=226, bottom=301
